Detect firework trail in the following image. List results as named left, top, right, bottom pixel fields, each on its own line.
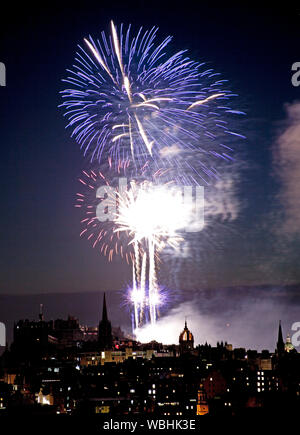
left=60, top=21, right=245, bottom=182
left=65, top=20, right=245, bottom=337
left=114, top=180, right=191, bottom=325
left=76, top=165, right=184, bottom=329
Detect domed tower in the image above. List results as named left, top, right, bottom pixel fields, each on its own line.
left=285, top=334, right=295, bottom=353
left=179, top=320, right=194, bottom=354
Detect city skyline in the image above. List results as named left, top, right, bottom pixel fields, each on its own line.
left=1, top=291, right=299, bottom=418
left=1, top=287, right=299, bottom=353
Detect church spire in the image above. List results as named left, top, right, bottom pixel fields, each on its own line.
left=277, top=320, right=285, bottom=356
left=98, top=292, right=112, bottom=350
left=102, top=292, right=108, bottom=322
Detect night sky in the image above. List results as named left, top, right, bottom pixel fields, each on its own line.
left=1, top=2, right=300, bottom=348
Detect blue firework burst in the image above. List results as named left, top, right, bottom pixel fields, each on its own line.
left=60, top=21, right=245, bottom=181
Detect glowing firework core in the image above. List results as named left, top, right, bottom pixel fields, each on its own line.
left=116, top=182, right=187, bottom=248
left=67, top=20, right=245, bottom=340
left=114, top=181, right=189, bottom=330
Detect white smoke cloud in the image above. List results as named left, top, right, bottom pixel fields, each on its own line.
left=164, top=174, right=240, bottom=260
left=135, top=301, right=223, bottom=346
left=273, top=101, right=300, bottom=234
left=135, top=291, right=300, bottom=351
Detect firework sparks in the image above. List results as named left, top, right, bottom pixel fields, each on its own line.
left=75, top=168, right=135, bottom=264
left=66, top=21, right=245, bottom=340
left=60, top=21, right=244, bottom=180
left=114, top=180, right=191, bottom=326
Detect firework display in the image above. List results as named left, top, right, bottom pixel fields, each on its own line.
left=62, top=21, right=244, bottom=334
left=60, top=21, right=244, bottom=180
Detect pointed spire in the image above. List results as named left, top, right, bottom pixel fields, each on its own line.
left=277, top=320, right=285, bottom=356
left=102, top=293, right=108, bottom=322
left=278, top=320, right=284, bottom=344
left=98, top=292, right=112, bottom=350
left=184, top=316, right=187, bottom=329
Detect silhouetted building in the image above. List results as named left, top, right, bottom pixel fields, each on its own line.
left=98, top=293, right=112, bottom=350
left=13, top=305, right=54, bottom=352
left=54, top=315, right=83, bottom=347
